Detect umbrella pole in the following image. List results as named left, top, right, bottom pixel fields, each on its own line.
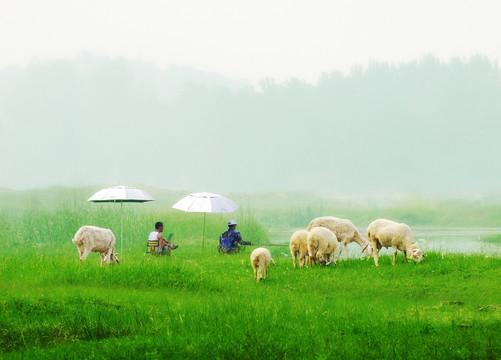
left=121, top=201, right=123, bottom=256
left=202, top=212, right=206, bottom=247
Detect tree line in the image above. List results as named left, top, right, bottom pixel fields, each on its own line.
left=0, top=53, right=500, bottom=198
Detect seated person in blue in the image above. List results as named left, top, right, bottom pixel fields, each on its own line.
left=149, top=222, right=178, bottom=255
left=218, top=219, right=253, bottom=254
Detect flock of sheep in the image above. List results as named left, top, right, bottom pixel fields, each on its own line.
left=251, top=216, right=424, bottom=282
left=289, top=216, right=423, bottom=270
left=71, top=216, right=424, bottom=284
left=251, top=216, right=423, bottom=282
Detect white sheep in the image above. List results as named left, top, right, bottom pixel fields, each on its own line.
left=307, top=216, right=373, bottom=261
left=289, top=230, right=310, bottom=268
left=72, top=225, right=119, bottom=266
left=366, top=219, right=423, bottom=266
left=250, top=247, right=276, bottom=282
left=307, top=226, right=339, bottom=266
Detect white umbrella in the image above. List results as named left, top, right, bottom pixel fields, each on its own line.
left=172, top=192, right=238, bottom=245
left=88, top=185, right=155, bottom=254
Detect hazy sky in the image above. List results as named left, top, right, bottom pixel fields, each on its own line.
left=1, top=0, right=500, bottom=85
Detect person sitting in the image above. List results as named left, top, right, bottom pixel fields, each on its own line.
left=148, top=222, right=178, bottom=255
left=218, top=219, right=253, bottom=254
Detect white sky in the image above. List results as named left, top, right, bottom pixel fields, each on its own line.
left=1, top=0, right=500, bottom=84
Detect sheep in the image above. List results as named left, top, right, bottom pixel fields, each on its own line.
left=366, top=219, right=423, bottom=266
left=289, top=230, right=310, bottom=268
left=72, top=225, right=119, bottom=266
left=250, top=247, right=276, bottom=282
left=307, top=216, right=373, bottom=261
left=307, top=226, right=339, bottom=266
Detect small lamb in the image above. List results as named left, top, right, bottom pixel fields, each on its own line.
left=289, top=230, right=310, bottom=268
left=366, top=219, right=423, bottom=266
left=250, top=247, right=276, bottom=282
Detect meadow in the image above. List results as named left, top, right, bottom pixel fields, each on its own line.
left=1, top=187, right=500, bottom=359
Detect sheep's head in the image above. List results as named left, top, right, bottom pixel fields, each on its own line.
left=361, top=243, right=373, bottom=257
left=410, top=248, right=423, bottom=263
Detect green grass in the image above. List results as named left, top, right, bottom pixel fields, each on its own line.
left=1, top=249, right=500, bottom=359
left=1, top=188, right=501, bottom=359
left=483, top=235, right=501, bottom=244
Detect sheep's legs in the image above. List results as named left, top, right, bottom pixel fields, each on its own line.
left=256, top=269, right=262, bottom=282
left=292, top=250, right=298, bottom=268
left=344, top=243, right=349, bottom=260
left=105, top=248, right=113, bottom=264
left=403, top=251, right=408, bottom=262
left=80, top=248, right=92, bottom=263
left=372, top=249, right=380, bottom=266
left=334, top=244, right=343, bottom=262
left=392, top=249, right=398, bottom=265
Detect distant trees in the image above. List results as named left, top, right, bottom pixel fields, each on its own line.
left=0, top=54, right=500, bottom=196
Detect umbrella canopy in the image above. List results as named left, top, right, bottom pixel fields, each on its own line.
left=88, top=186, right=155, bottom=255
left=88, top=185, right=154, bottom=203
left=172, top=192, right=238, bottom=245
left=172, top=192, right=238, bottom=213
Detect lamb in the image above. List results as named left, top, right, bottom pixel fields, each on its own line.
left=72, top=225, right=119, bottom=266
left=366, top=219, right=423, bottom=266
left=289, top=230, right=310, bottom=268
left=250, top=247, right=276, bottom=282
left=307, top=216, right=373, bottom=261
left=307, top=226, right=339, bottom=266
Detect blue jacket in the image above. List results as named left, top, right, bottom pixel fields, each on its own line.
left=221, top=228, right=251, bottom=248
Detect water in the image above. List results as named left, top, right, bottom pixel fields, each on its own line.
left=269, top=227, right=501, bottom=258
left=412, top=227, right=501, bottom=256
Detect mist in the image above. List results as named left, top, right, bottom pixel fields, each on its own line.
left=1, top=53, right=500, bottom=199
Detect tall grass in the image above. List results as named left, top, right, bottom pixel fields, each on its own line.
left=251, top=199, right=501, bottom=230
left=1, top=189, right=501, bottom=359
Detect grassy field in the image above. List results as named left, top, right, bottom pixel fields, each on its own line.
left=1, top=188, right=501, bottom=359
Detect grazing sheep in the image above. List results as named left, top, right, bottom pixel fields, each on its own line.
left=250, top=247, right=276, bottom=282
left=72, top=226, right=119, bottom=266
left=366, top=219, right=423, bottom=266
left=290, top=230, right=310, bottom=268
left=307, top=226, right=339, bottom=266
left=307, top=216, right=373, bottom=261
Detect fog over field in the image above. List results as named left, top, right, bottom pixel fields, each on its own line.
left=1, top=1, right=500, bottom=199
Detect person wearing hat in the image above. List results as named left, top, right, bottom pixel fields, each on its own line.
left=218, top=219, right=253, bottom=254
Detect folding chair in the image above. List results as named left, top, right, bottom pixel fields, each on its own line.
left=146, top=233, right=173, bottom=256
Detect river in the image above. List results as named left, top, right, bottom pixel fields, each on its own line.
left=268, top=227, right=501, bottom=257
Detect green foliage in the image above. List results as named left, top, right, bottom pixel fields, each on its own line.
left=1, top=248, right=500, bottom=359
left=482, top=234, right=501, bottom=244
left=1, top=189, right=500, bottom=358
left=253, top=197, right=501, bottom=229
